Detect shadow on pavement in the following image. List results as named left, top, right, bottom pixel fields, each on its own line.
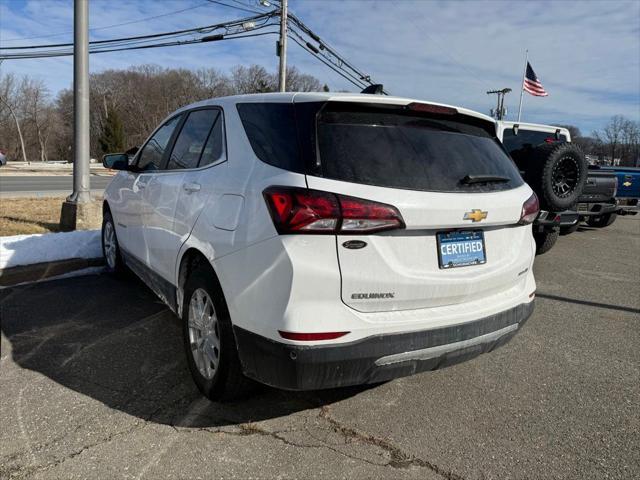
left=0, top=274, right=366, bottom=428
left=536, top=292, right=640, bottom=314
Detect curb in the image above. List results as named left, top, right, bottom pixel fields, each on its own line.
left=0, top=257, right=104, bottom=287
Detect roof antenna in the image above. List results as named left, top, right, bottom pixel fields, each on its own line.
left=361, top=84, right=384, bottom=95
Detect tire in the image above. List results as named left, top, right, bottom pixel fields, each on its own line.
left=102, top=210, right=125, bottom=274
left=587, top=212, right=617, bottom=228
left=182, top=265, right=255, bottom=402
left=533, top=228, right=559, bottom=255
left=528, top=143, right=588, bottom=211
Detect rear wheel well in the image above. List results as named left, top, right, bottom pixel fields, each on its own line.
left=177, top=249, right=220, bottom=317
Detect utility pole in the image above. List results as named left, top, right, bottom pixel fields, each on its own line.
left=277, top=0, right=288, bottom=92
left=486, top=88, right=512, bottom=121
left=60, top=0, right=99, bottom=230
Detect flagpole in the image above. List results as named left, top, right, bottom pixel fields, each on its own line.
left=517, top=50, right=528, bottom=123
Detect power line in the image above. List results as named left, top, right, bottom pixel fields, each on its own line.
left=1, top=3, right=384, bottom=95
left=0, top=30, right=280, bottom=61
left=286, top=12, right=384, bottom=93
left=0, top=11, right=277, bottom=53
left=289, top=36, right=366, bottom=90
left=0, top=2, right=216, bottom=44
left=288, top=28, right=368, bottom=90
left=28, top=21, right=279, bottom=59
left=205, top=0, right=263, bottom=15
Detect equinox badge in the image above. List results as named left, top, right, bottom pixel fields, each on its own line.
left=463, top=209, right=488, bottom=222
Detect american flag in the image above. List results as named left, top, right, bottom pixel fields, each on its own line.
left=523, top=62, right=548, bottom=97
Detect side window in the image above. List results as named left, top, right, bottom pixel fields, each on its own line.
left=167, top=109, right=220, bottom=170
left=503, top=129, right=567, bottom=156
left=198, top=111, right=225, bottom=167
left=137, top=115, right=181, bottom=171
left=236, top=103, right=302, bottom=173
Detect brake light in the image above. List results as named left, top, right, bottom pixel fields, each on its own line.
left=518, top=192, right=540, bottom=225
left=407, top=102, right=457, bottom=115
left=263, top=186, right=405, bottom=234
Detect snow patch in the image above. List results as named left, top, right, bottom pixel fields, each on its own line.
left=0, top=230, right=102, bottom=270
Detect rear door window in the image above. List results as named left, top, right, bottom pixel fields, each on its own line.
left=316, top=104, right=523, bottom=192
left=198, top=111, right=225, bottom=167
left=167, top=109, right=220, bottom=170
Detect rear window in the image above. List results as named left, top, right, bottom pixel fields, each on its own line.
left=317, top=104, right=523, bottom=192
left=502, top=129, right=567, bottom=155
left=237, top=101, right=523, bottom=192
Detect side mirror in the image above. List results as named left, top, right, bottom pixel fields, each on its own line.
left=512, top=124, right=519, bottom=136
left=102, top=153, right=130, bottom=170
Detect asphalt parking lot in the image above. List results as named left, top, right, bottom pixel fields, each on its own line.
left=1, top=217, right=638, bottom=480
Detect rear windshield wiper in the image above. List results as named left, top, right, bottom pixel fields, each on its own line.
left=460, top=174, right=511, bottom=185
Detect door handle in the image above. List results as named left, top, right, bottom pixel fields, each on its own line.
left=183, top=182, right=201, bottom=193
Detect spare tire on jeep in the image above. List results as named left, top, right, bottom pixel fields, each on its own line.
left=525, top=143, right=588, bottom=211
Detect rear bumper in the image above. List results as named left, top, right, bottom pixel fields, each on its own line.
left=577, top=201, right=638, bottom=218
left=535, top=210, right=578, bottom=229
left=234, top=300, right=535, bottom=391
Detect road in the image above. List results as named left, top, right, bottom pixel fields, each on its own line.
left=0, top=175, right=112, bottom=197
left=1, top=217, right=638, bottom=479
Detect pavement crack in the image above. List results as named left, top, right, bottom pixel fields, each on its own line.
left=29, top=420, right=150, bottom=476
left=319, top=406, right=465, bottom=479
left=221, top=422, right=388, bottom=468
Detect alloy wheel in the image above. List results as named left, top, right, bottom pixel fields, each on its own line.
left=103, top=221, right=117, bottom=269
left=188, top=288, right=220, bottom=380
left=551, top=156, right=579, bottom=198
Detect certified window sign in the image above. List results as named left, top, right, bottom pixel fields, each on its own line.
left=437, top=230, right=486, bottom=269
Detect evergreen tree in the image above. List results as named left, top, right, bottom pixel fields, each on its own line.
left=98, top=106, right=125, bottom=154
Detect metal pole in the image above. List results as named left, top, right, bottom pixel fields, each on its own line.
left=69, top=0, right=91, bottom=203
left=516, top=50, right=528, bottom=123
left=278, top=0, right=288, bottom=92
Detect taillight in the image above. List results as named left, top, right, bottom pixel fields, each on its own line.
left=263, top=186, right=405, bottom=234
left=518, top=192, right=540, bottom=225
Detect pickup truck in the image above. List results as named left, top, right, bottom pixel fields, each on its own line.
left=496, top=121, right=585, bottom=254
left=600, top=166, right=640, bottom=203
left=562, top=166, right=639, bottom=231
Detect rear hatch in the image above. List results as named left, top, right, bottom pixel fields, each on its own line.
left=302, top=100, right=534, bottom=313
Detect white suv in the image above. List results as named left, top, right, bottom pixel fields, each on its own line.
left=102, top=93, right=538, bottom=400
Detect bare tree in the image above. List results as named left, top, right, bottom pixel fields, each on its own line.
left=231, top=65, right=275, bottom=94
left=621, top=119, right=640, bottom=166
left=2, top=63, right=325, bottom=161
left=601, top=115, right=626, bottom=163
left=0, top=72, right=29, bottom=163
left=283, top=66, right=322, bottom=92
left=21, top=78, right=52, bottom=162
left=593, top=116, right=640, bottom=166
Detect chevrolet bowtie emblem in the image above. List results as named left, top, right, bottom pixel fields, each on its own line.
left=464, top=209, right=488, bottom=222
left=623, top=181, right=632, bottom=187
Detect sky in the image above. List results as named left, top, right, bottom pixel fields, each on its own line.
left=1, top=0, right=639, bottom=135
